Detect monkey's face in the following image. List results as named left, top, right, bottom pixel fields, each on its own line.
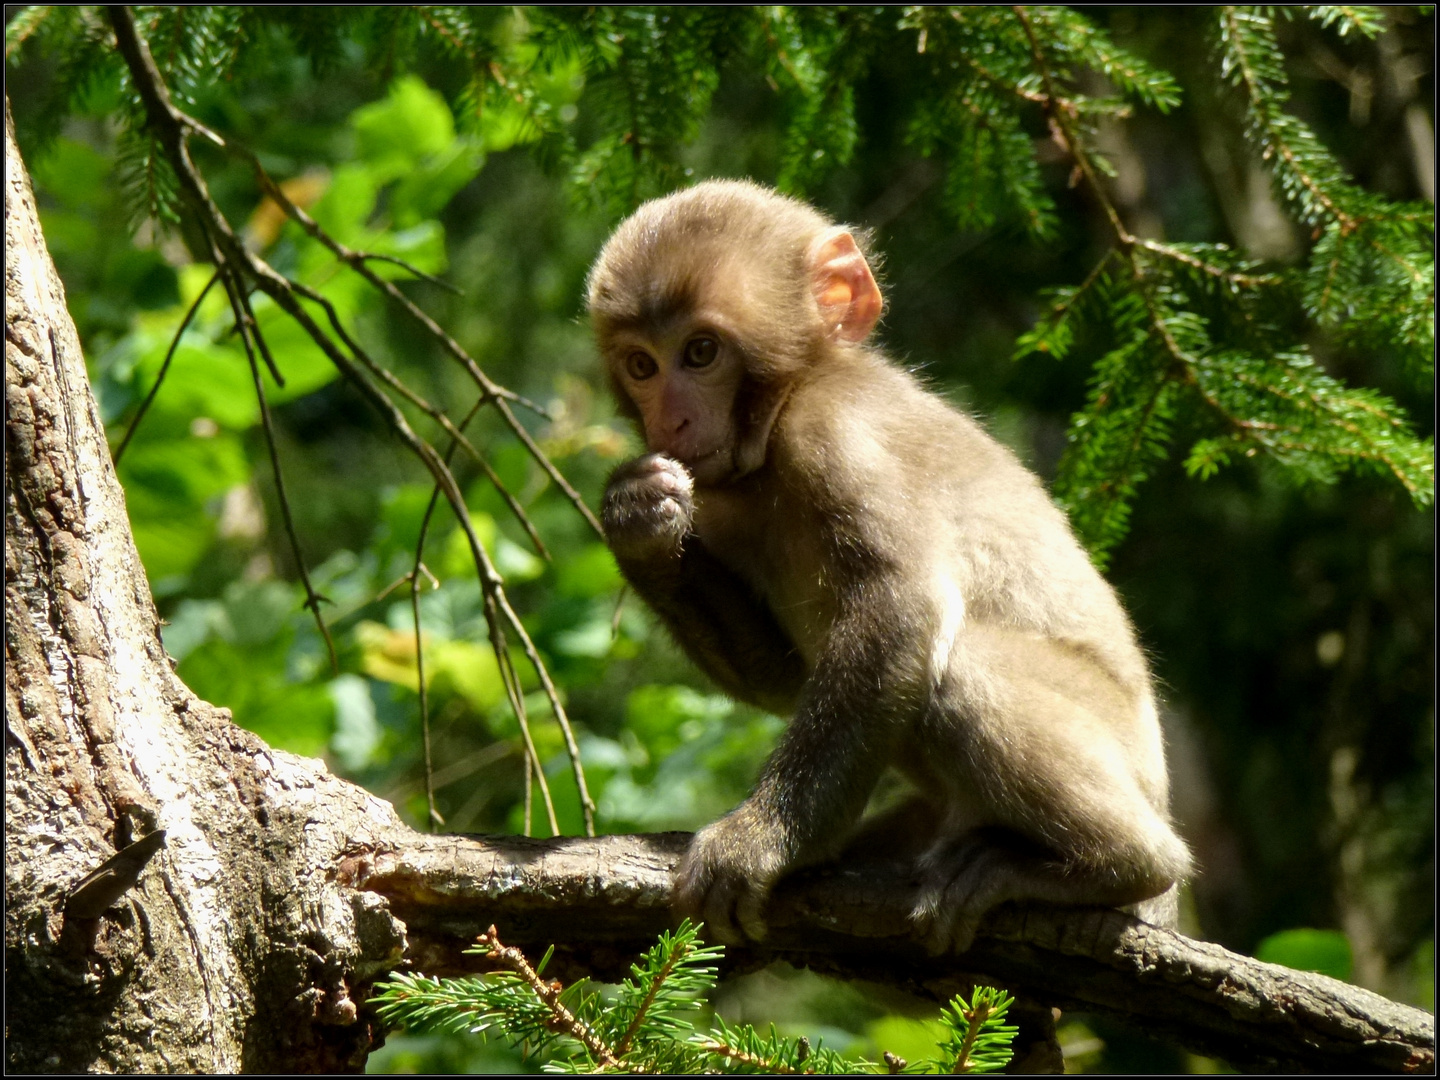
left=589, top=180, right=885, bottom=486
left=605, top=316, right=749, bottom=485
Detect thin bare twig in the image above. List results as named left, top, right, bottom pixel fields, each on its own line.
left=246, top=162, right=600, bottom=535
left=492, top=610, right=559, bottom=837
left=112, top=270, right=219, bottom=465
left=492, top=582, right=596, bottom=835
left=289, top=280, right=550, bottom=559
left=410, top=395, right=488, bottom=832
left=405, top=395, right=573, bottom=837
left=357, top=251, right=462, bottom=293
left=410, top=561, right=445, bottom=832
left=234, top=284, right=286, bottom=388
left=216, top=257, right=338, bottom=675
left=524, top=754, right=535, bottom=835
left=610, top=584, right=628, bottom=640
left=107, top=6, right=593, bottom=832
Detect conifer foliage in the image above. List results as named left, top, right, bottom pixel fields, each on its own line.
left=373, top=920, right=1018, bottom=1073
left=8, top=5, right=1431, bottom=567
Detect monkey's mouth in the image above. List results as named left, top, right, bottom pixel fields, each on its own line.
left=679, top=445, right=738, bottom=484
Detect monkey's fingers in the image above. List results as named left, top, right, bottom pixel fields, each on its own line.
left=672, top=860, right=709, bottom=919
left=909, top=894, right=944, bottom=955
left=911, top=896, right=977, bottom=956
left=674, top=853, right=738, bottom=941
left=608, top=452, right=694, bottom=493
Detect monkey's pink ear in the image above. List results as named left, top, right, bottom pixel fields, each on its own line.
left=808, top=230, right=883, bottom=344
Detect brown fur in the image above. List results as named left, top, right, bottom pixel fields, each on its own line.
left=589, top=179, right=1190, bottom=950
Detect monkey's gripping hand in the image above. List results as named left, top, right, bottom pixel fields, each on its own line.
left=602, top=454, right=694, bottom=562
left=674, top=802, right=791, bottom=944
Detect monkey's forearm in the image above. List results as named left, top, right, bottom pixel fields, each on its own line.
left=746, top=608, right=918, bottom=862
left=619, top=541, right=806, bottom=713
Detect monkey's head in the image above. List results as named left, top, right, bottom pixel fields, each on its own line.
left=587, top=180, right=883, bottom=485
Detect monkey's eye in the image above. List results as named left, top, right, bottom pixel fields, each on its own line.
left=682, top=336, right=719, bottom=369
left=625, top=352, right=658, bottom=380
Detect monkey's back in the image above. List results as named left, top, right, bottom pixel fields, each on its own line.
left=771, top=349, right=1152, bottom=697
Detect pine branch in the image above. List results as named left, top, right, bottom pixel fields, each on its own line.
left=469, top=925, right=622, bottom=1069
left=936, top=986, right=1018, bottom=1074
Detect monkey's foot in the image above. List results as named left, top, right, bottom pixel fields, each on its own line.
left=911, top=837, right=1036, bottom=955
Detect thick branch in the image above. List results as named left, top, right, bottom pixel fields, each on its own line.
left=346, top=832, right=1434, bottom=1075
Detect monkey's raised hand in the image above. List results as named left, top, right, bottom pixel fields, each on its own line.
left=673, top=802, right=790, bottom=944
left=601, top=454, right=694, bottom=561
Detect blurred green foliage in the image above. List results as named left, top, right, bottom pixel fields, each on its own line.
left=1255, top=927, right=1354, bottom=981
left=7, top=5, right=1432, bottom=1072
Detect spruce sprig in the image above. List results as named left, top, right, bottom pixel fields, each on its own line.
left=932, top=986, right=1020, bottom=1074
left=373, top=920, right=1018, bottom=1073
left=1217, top=6, right=1435, bottom=383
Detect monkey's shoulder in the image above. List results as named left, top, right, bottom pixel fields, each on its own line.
left=775, top=357, right=1034, bottom=508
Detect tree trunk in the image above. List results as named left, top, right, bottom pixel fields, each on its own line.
left=5, top=97, right=1433, bottom=1075
left=4, top=97, right=412, bottom=1073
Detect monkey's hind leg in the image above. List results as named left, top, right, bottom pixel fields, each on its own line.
left=1127, top=882, right=1180, bottom=929
left=911, top=802, right=1187, bottom=954
left=913, top=834, right=1183, bottom=954
left=913, top=631, right=1191, bottom=955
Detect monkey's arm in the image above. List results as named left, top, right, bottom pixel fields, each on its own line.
left=674, top=574, right=921, bottom=941
left=623, top=540, right=808, bottom=714
left=603, top=453, right=806, bottom=714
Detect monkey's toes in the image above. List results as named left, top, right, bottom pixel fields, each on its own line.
left=917, top=912, right=978, bottom=956
left=911, top=893, right=979, bottom=955
left=735, top=887, right=771, bottom=943
left=698, top=879, right=750, bottom=945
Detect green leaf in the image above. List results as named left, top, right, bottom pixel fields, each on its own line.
left=353, top=75, right=456, bottom=181
left=128, top=338, right=259, bottom=429
left=248, top=292, right=346, bottom=403
left=1255, top=928, right=1354, bottom=981
left=330, top=674, right=382, bottom=771
left=554, top=543, right=623, bottom=598
left=390, top=140, right=485, bottom=229
left=118, top=432, right=250, bottom=586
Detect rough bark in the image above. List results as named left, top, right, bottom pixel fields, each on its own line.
left=5, top=97, right=409, bottom=1074
left=4, top=97, right=1433, bottom=1074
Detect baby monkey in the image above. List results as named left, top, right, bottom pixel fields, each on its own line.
left=588, top=179, right=1190, bottom=951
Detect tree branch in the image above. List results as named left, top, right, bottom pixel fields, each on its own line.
left=344, top=832, right=1435, bottom=1074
